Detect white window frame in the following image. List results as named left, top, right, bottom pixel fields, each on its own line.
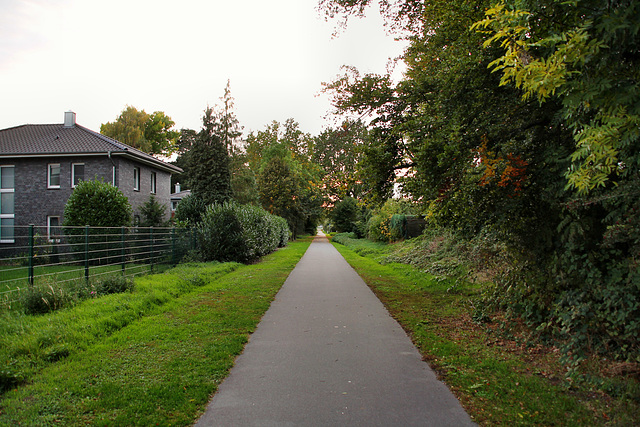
left=47, top=216, right=61, bottom=243
left=0, top=165, right=15, bottom=243
left=150, top=172, right=157, bottom=194
left=71, top=163, right=84, bottom=187
left=133, top=167, right=140, bottom=191
left=112, top=166, right=116, bottom=186
left=48, top=163, right=61, bottom=189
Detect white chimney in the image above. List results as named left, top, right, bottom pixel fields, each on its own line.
left=175, top=183, right=181, bottom=193
left=64, top=111, right=76, bottom=128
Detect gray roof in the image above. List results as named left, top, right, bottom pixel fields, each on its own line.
left=171, top=189, right=191, bottom=200
left=0, top=123, right=182, bottom=174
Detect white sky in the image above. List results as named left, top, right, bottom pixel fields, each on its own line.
left=0, top=0, right=406, bottom=137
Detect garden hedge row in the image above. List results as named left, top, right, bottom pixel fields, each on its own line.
left=197, top=201, right=289, bottom=263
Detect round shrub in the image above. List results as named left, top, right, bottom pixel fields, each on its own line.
left=63, top=179, right=132, bottom=227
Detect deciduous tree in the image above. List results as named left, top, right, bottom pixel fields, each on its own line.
left=101, top=106, right=179, bottom=156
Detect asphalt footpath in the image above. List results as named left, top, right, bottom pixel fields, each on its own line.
left=195, top=233, right=476, bottom=426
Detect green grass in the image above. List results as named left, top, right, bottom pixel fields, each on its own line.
left=0, top=264, right=164, bottom=293
left=0, top=237, right=313, bottom=426
left=331, top=239, right=639, bottom=426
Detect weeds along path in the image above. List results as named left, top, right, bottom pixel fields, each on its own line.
left=0, top=238, right=312, bottom=426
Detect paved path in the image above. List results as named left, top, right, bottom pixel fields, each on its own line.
left=195, top=234, right=475, bottom=426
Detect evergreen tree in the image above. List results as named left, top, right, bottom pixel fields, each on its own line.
left=188, top=107, right=232, bottom=206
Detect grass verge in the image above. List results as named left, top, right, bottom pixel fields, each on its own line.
left=0, top=236, right=312, bottom=426
left=331, top=239, right=639, bottom=426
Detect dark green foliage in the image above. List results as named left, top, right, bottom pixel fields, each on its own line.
left=188, top=107, right=232, bottom=207
left=20, top=281, right=75, bottom=315
left=331, top=232, right=358, bottom=245
left=0, top=368, right=24, bottom=393
left=63, top=179, right=132, bottom=228
left=173, top=194, right=207, bottom=225
left=231, top=164, right=259, bottom=205
left=139, top=195, right=167, bottom=227
left=331, top=197, right=359, bottom=233
left=197, top=201, right=289, bottom=263
left=320, top=0, right=640, bottom=365
left=95, top=276, right=134, bottom=296
left=388, top=214, right=406, bottom=241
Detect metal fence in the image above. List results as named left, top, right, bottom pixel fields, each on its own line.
left=0, top=225, right=196, bottom=306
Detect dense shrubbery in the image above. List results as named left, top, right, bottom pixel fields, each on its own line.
left=197, top=201, right=289, bottom=263
left=367, top=199, right=419, bottom=243
left=174, top=194, right=207, bottom=225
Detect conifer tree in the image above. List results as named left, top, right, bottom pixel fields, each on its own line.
left=188, top=106, right=232, bottom=206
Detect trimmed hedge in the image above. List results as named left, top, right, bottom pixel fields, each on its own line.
left=197, top=202, right=289, bottom=263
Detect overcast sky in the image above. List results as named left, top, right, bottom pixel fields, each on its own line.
left=0, top=0, right=406, bottom=137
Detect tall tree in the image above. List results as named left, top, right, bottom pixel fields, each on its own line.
left=213, top=80, right=243, bottom=154
left=312, top=119, right=366, bottom=201
left=246, top=119, right=324, bottom=236
left=101, top=106, right=179, bottom=156
left=320, top=0, right=640, bottom=363
left=188, top=106, right=232, bottom=206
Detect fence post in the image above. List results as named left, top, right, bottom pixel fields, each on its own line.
left=171, top=227, right=176, bottom=266
left=150, top=226, right=154, bottom=273
left=84, top=225, right=89, bottom=283
left=121, top=226, right=126, bottom=275
left=28, top=224, right=34, bottom=286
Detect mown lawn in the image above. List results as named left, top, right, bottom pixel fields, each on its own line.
left=331, top=237, right=639, bottom=426
left=0, top=237, right=313, bottom=426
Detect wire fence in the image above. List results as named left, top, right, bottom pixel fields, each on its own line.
left=0, top=225, right=197, bottom=307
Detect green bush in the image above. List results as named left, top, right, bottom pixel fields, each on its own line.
left=63, top=179, right=132, bottom=227
left=331, top=197, right=358, bottom=233
left=20, top=281, right=75, bottom=315
left=367, top=199, right=420, bottom=242
left=139, top=195, right=167, bottom=227
left=197, top=201, right=289, bottom=263
left=96, top=276, right=134, bottom=296
left=174, top=194, right=207, bottom=225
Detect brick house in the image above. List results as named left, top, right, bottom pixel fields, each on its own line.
left=0, top=111, right=182, bottom=243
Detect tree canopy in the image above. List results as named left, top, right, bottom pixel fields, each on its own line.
left=320, top=0, right=640, bottom=364
left=100, top=106, right=179, bottom=156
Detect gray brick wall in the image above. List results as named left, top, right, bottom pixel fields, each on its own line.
left=10, top=155, right=173, bottom=228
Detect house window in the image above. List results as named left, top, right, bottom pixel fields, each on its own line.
left=133, top=167, right=140, bottom=191
left=112, top=166, right=116, bottom=186
left=150, top=172, right=157, bottom=194
left=48, top=163, right=61, bottom=188
left=171, top=200, right=178, bottom=212
left=0, top=166, right=15, bottom=243
left=47, top=216, right=61, bottom=243
left=72, top=163, right=84, bottom=187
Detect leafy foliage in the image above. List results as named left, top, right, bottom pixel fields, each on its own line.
left=173, top=194, right=207, bottom=225
left=312, top=119, right=366, bottom=200
left=473, top=0, right=640, bottom=193
left=100, top=106, right=179, bottom=156
left=321, top=0, right=640, bottom=365
left=63, top=179, right=132, bottom=228
left=247, top=121, right=324, bottom=237
left=197, top=201, right=289, bottom=263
